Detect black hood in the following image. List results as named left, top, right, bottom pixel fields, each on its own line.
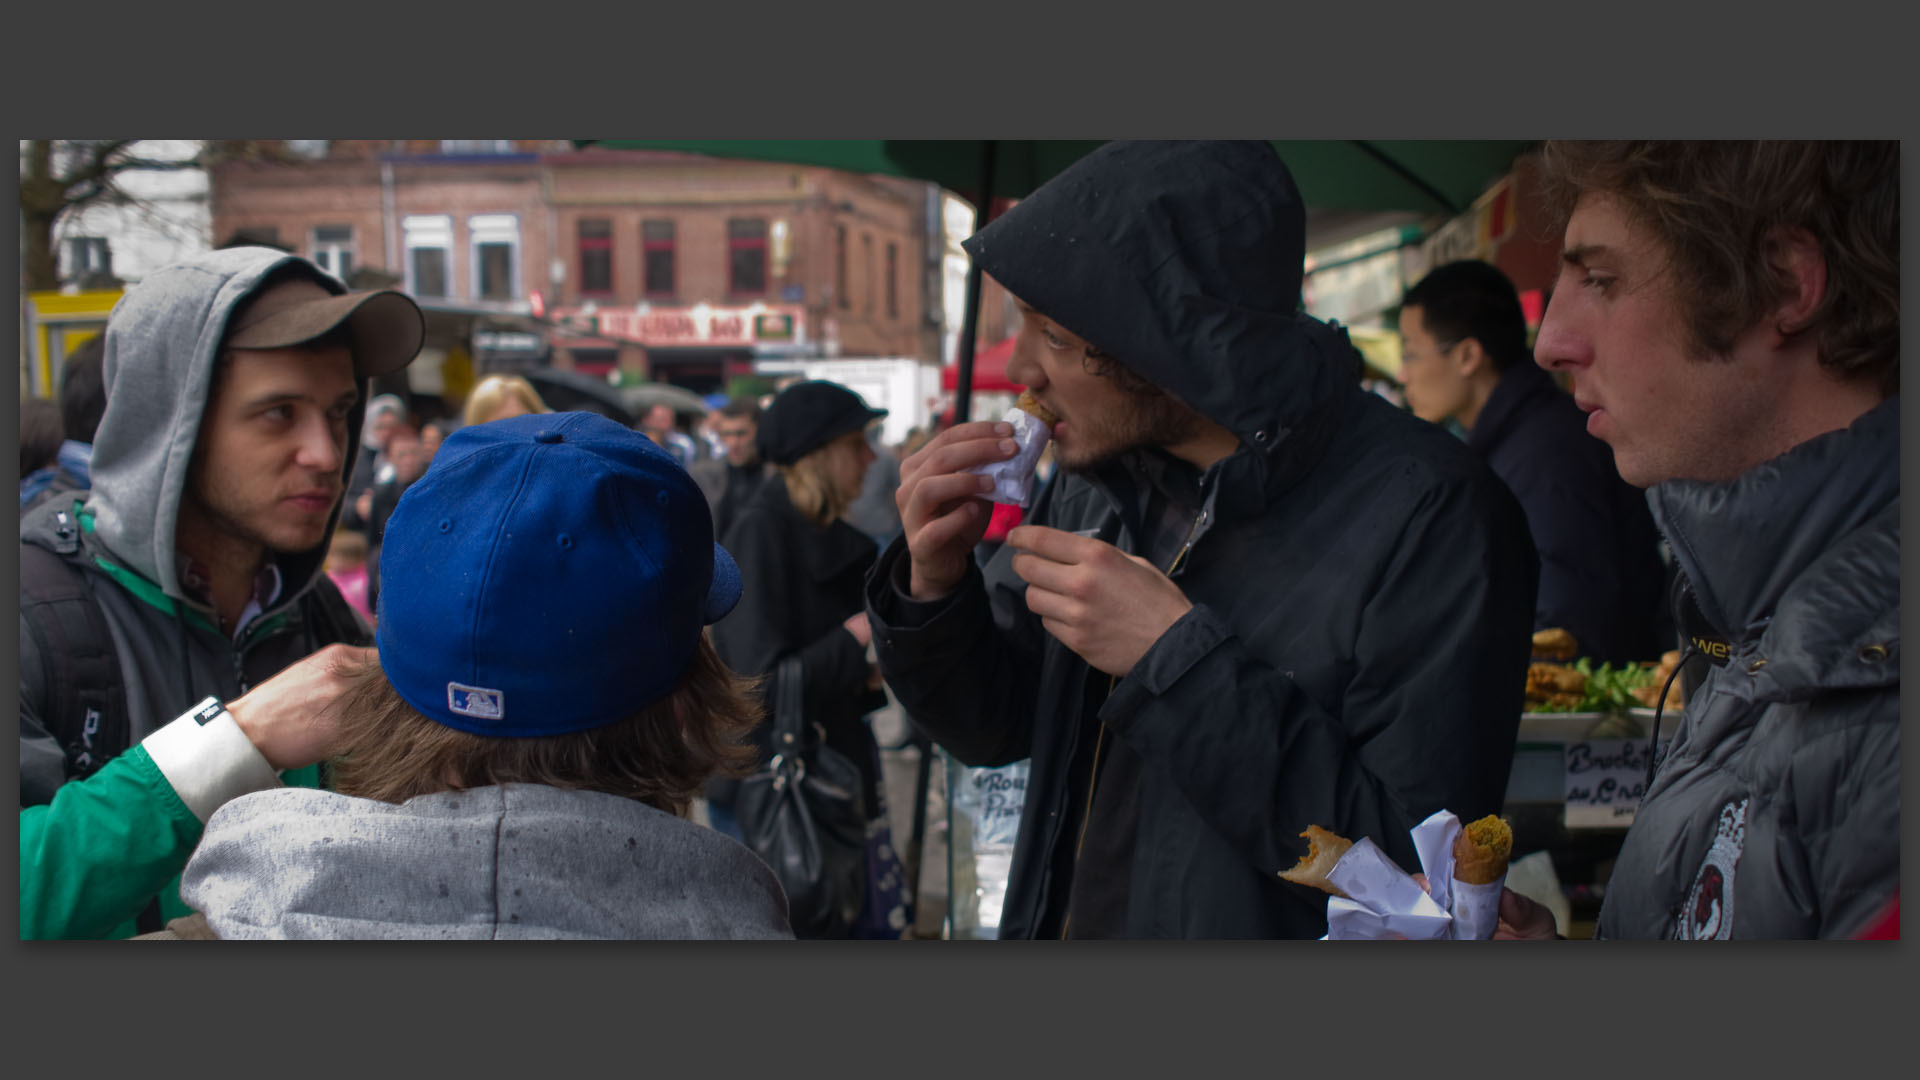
left=961, top=140, right=1361, bottom=452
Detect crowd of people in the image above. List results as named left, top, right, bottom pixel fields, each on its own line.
left=18, top=139, right=1898, bottom=941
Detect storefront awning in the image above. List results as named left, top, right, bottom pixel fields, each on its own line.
left=941, top=335, right=1019, bottom=392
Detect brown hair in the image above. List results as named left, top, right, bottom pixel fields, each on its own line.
left=327, top=637, right=762, bottom=816
left=719, top=396, right=761, bottom=422
left=1537, top=140, right=1899, bottom=395
left=21, top=397, right=64, bottom=475
left=1081, top=345, right=1167, bottom=397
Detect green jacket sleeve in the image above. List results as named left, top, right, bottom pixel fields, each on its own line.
left=19, top=744, right=203, bottom=941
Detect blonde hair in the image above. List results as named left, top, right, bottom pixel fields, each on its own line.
left=328, top=638, right=763, bottom=817
left=463, top=374, right=552, bottom=426
left=778, top=438, right=857, bottom=528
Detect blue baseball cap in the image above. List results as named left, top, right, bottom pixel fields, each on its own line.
left=376, top=411, right=743, bottom=737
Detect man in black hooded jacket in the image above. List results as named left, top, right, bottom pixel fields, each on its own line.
left=867, top=141, right=1538, bottom=939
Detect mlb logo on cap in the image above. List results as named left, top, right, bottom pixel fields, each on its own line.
left=448, top=683, right=506, bottom=721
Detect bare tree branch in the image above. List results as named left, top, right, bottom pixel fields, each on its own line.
left=52, top=140, right=137, bottom=188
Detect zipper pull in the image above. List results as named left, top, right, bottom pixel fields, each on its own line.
left=1166, top=508, right=1208, bottom=577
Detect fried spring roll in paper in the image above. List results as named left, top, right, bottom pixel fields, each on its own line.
left=1451, top=815, right=1513, bottom=887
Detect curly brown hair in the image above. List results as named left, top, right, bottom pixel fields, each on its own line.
left=1080, top=345, right=1166, bottom=396
left=1536, top=140, right=1899, bottom=396
left=327, top=637, right=763, bottom=816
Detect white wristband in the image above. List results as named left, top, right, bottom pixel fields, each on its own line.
left=142, top=696, right=284, bottom=823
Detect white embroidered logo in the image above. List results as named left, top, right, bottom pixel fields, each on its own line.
left=1675, top=797, right=1749, bottom=940
left=447, top=682, right=506, bottom=720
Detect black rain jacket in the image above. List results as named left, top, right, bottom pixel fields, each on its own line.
left=1468, top=360, right=1667, bottom=665
left=708, top=473, right=888, bottom=813
left=865, top=141, right=1538, bottom=939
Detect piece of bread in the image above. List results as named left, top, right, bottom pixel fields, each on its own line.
left=1531, top=627, right=1578, bottom=662
left=1014, top=389, right=1060, bottom=428
left=1526, top=662, right=1587, bottom=700
left=1278, top=825, right=1353, bottom=897
left=1452, top=815, right=1513, bottom=886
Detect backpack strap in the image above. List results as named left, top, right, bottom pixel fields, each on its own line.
left=19, top=538, right=130, bottom=785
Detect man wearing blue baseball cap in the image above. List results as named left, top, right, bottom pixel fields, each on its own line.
left=143, top=412, right=793, bottom=939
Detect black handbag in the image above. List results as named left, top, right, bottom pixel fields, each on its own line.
left=735, top=655, right=870, bottom=938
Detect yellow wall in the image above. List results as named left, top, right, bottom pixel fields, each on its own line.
left=24, top=290, right=122, bottom=398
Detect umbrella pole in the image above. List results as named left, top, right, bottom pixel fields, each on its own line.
left=951, top=140, right=1000, bottom=425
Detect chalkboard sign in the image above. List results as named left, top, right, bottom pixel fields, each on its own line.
left=1563, top=739, right=1659, bottom=828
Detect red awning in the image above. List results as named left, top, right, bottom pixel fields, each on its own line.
left=941, top=335, right=1021, bottom=392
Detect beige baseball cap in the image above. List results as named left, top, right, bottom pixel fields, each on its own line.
left=224, top=274, right=426, bottom=378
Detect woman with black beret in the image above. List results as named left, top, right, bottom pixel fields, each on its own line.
left=706, top=381, right=909, bottom=938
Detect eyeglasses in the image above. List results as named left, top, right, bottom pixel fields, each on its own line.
left=1402, top=338, right=1460, bottom=366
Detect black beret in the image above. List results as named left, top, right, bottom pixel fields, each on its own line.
left=756, top=380, right=888, bottom=465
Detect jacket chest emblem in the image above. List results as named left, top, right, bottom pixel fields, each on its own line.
left=1674, top=797, right=1749, bottom=940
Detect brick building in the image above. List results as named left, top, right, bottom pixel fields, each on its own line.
left=209, top=140, right=945, bottom=402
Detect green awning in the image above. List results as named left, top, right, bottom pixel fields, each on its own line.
left=570, top=139, right=1536, bottom=216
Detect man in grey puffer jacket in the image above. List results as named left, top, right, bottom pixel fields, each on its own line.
left=1513, top=140, right=1899, bottom=939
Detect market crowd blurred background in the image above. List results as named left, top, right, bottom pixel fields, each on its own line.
left=19, top=138, right=1655, bottom=938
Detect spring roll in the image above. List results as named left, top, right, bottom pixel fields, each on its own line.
left=1446, top=815, right=1512, bottom=940
left=1451, top=815, right=1513, bottom=886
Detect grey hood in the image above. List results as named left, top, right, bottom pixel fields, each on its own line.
left=182, top=784, right=794, bottom=940
left=86, top=246, right=370, bottom=606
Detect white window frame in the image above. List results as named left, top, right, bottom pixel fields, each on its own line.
left=63, top=236, right=112, bottom=281
left=468, top=213, right=521, bottom=302
left=403, top=214, right=453, bottom=299
left=441, top=140, right=514, bottom=155
left=310, top=224, right=356, bottom=282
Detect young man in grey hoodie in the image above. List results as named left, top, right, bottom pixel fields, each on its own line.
left=20, top=246, right=426, bottom=939
left=153, top=412, right=792, bottom=940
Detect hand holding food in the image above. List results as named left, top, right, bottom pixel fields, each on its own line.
left=966, top=390, right=1056, bottom=506
left=896, top=420, right=1018, bottom=601
left=1279, top=811, right=1516, bottom=940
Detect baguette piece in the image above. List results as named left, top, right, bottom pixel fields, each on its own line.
left=1451, top=815, right=1513, bottom=886
left=1278, top=825, right=1354, bottom=897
